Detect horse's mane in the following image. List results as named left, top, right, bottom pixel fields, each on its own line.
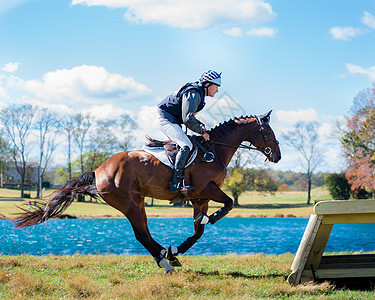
left=206, top=115, right=257, bottom=139
left=193, top=115, right=257, bottom=144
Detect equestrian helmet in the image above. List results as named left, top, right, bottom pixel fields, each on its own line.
left=199, top=70, right=222, bottom=86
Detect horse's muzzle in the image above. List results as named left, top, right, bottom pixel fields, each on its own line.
left=272, top=152, right=281, bottom=163
left=268, top=151, right=281, bottom=163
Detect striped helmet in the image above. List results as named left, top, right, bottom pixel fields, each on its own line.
left=199, top=70, right=222, bottom=86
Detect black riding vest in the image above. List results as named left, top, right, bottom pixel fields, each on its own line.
left=158, top=82, right=206, bottom=124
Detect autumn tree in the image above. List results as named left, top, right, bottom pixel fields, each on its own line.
left=224, top=167, right=249, bottom=207
left=341, top=86, right=375, bottom=195
left=282, top=121, right=324, bottom=205
left=224, top=147, right=278, bottom=206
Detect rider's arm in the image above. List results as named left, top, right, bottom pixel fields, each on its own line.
left=181, top=90, right=206, bottom=134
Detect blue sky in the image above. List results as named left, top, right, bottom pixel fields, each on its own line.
left=1, top=0, right=375, bottom=172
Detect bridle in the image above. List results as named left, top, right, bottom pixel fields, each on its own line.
left=208, top=115, right=280, bottom=161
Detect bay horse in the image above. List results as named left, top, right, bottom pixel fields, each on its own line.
left=14, top=110, right=281, bottom=273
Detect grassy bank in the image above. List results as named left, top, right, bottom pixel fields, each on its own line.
left=1, top=254, right=374, bottom=299
left=0, top=187, right=332, bottom=220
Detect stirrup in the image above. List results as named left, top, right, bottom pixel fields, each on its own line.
left=169, top=179, right=194, bottom=193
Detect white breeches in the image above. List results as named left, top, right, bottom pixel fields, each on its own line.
left=158, top=117, right=193, bottom=150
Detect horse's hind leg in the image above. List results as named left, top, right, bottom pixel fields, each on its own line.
left=126, top=199, right=175, bottom=273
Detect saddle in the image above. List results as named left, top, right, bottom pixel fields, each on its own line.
left=145, top=135, right=196, bottom=165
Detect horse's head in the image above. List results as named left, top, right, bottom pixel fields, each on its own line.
left=243, top=110, right=281, bottom=163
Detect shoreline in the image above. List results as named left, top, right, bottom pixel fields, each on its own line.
left=0, top=212, right=301, bottom=220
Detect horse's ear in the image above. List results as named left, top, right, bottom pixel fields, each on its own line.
left=260, top=110, right=272, bottom=124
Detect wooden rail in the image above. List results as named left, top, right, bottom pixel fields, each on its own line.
left=287, top=199, right=375, bottom=285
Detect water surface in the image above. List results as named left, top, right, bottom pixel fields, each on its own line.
left=1, top=218, right=374, bottom=255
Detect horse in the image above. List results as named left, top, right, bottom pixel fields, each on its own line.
left=14, top=110, right=281, bottom=273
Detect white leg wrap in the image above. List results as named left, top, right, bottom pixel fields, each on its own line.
left=169, top=245, right=178, bottom=256
left=200, top=214, right=210, bottom=224
left=160, top=248, right=167, bottom=257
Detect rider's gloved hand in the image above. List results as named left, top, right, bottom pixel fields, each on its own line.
left=202, top=126, right=210, bottom=141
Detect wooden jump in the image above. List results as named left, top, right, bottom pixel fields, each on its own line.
left=287, top=199, right=375, bottom=285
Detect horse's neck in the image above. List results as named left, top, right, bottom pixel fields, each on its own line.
left=214, top=121, right=257, bottom=166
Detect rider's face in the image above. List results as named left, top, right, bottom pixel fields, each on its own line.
left=207, top=84, right=219, bottom=97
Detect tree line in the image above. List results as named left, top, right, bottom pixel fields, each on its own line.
left=2, top=83, right=374, bottom=204
left=0, top=103, right=136, bottom=198
left=0, top=103, right=330, bottom=204
left=332, top=84, right=375, bottom=200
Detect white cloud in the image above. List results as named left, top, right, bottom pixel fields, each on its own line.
left=24, top=65, right=151, bottom=104
left=246, top=27, right=276, bottom=37
left=82, top=103, right=134, bottom=120
left=221, top=27, right=243, bottom=37
left=362, top=11, right=375, bottom=29
left=329, top=26, right=364, bottom=41
left=25, top=98, right=75, bottom=115
left=1, top=62, right=19, bottom=73
left=133, top=105, right=166, bottom=146
left=346, top=63, right=375, bottom=81
left=72, top=0, right=276, bottom=30
left=0, top=0, right=32, bottom=16
left=275, top=108, right=318, bottom=125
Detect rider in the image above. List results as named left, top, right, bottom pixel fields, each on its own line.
left=158, top=70, right=221, bottom=192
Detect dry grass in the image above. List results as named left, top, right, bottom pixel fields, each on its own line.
left=0, top=254, right=373, bottom=299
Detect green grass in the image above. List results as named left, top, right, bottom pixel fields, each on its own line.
left=1, top=254, right=374, bottom=299
left=0, top=186, right=333, bottom=220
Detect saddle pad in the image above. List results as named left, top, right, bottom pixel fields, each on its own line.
left=143, top=146, right=198, bottom=169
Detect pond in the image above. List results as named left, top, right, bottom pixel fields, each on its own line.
left=1, top=218, right=374, bottom=256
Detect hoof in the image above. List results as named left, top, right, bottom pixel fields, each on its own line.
left=169, top=257, right=182, bottom=267
left=165, top=268, right=177, bottom=275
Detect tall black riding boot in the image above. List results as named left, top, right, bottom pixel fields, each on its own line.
left=169, top=145, right=194, bottom=192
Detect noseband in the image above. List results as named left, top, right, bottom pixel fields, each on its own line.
left=252, top=116, right=280, bottom=161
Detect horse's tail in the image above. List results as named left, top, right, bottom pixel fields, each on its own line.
left=14, top=171, right=99, bottom=229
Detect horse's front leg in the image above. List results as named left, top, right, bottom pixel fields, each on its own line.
left=194, top=181, right=234, bottom=225
left=166, top=199, right=209, bottom=265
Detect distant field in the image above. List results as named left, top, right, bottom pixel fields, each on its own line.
left=0, top=186, right=332, bottom=220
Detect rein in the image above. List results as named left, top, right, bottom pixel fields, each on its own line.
left=209, top=121, right=279, bottom=161
left=192, top=114, right=279, bottom=168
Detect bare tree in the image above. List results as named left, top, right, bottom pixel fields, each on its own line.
left=87, top=118, right=118, bottom=171
left=0, top=135, right=12, bottom=187
left=34, top=107, right=60, bottom=199
left=60, top=114, right=75, bottom=181
left=282, top=121, right=324, bottom=204
left=230, top=148, right=260, bottom=169
left=73, top=113, right=91, bottom=173
left=118, top=113, right=137, bottom=151
left=0, top=103, right=35, bottom=197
